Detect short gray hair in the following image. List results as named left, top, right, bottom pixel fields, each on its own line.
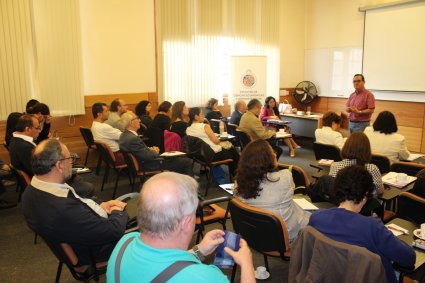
left=119, top=112, right=136, bottom=129
left=137, top=172, right=199, bottom=239
left=31, top=139, right=63, bottom=175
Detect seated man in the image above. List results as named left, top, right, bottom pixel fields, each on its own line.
left=239, top=99, right=283, bottom=159
left=309, top=165, right=415, bottom=283
left=22, top=139, right=128, bottom=272
left=105, top=98, right=128, bottom=131
left=10, top=115, right=94, bottom=198
left=315, top=111, right=346, bottom=149
left=229, top=100, right=247, bottom=126
left=107, top=172, right=255, bottom=282
left=91, top=102, right=125, bottom=165
left=118, top=112, right=193, bottom=176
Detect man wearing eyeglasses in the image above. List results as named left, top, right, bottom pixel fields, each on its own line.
left=22, top=139, right=128, bottom=275
left=346, top=74, right=375, bottom=134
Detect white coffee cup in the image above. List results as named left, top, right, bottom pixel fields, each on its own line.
left=279, top=128, right=285, bottom=133
left=396, top=173, right=408, bottom=183
left=255, top=266, right=267, bottom=279
left=221, top=131, right=228, bottom=137
left=421, top=223, right=425, bottom=237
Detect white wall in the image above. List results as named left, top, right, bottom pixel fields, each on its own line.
left=79, top=0, right=156, bottom=95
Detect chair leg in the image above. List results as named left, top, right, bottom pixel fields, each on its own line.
left=33, top=232, right=38, bottom=244
left=84, top=147, right=90, bottom=166
left=101, top=167, right=109, bottom=192
left=55, top=262, right=63, bottom=283
left=196, top=227, right=203, bottom=244
left=263, top=254, right=269, bottom=271
left=204, top=168, right=211, bottom=197
left=231, top=264, right=237, bottom=283
left=112, top=170, right=121, bottom=199
left=95, top=155, right=102, bottom=176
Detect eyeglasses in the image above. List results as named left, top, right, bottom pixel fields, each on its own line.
left=353, top=80, right=362, bottom=83
left=31, top=126, right=41, bottom=130
left=59, top=156, right=77, bottom=163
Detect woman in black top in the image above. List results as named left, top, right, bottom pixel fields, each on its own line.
left=151, top=101, right=172, bottom=131
left=204, top=98, right=223, bottom=121
left=170, top=101, right=189, bottom=138
left=135, top=100, right=153, bottom=134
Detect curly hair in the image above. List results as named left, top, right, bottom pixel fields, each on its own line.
left=334, top=165, right=374, bottom=204
left=235, top=139, right=278, bottom=199
left=322, top=111, right=341, bottom=127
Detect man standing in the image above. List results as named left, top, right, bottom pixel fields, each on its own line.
left=22, top=139, right=128, bottom=273
left=229, top=100, right=247, bottom=125
left=105, top=99, right=128, bottom=131
left=107, top=172, right=255, bottom=283
left=346, top=74, right=375, bottom=133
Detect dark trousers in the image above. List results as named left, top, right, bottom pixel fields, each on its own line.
left=212, top=147, right=240, bottom=176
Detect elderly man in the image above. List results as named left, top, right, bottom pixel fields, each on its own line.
left=239, top=99, right=283, bottom=159
left=107, top=172, right=255, bottom=282
left=22, top=139, right=128, bottom=273
left=346, top=74, right=375, bottom=134
left=118, top=112, right=193, bottom=175
left=229, top=100, right=247, bottom=126
left=105, top=98, right=128, bottom=131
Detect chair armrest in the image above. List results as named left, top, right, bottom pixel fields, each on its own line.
left=200, top=196, right=231, bottom=207
left=309, top=162, right=323, bottom=172
left=124, top=226, right=139, bottom=234
left=392, top=262, right=415, bottom=274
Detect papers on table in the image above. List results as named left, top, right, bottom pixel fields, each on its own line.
left=72, top=167, right=91, bottom=174
left=318, top=159, right=334, bottom=166
left=219, top=183, right=234, bottom=195
left=306, top=114, right=321, bottom=118
left=160, top=151, right=186, bottom=157
left=407, top=153, right=425, bottom=161
left=382, top=172, right=417, bottom=188
left=385, top=223, right=409, bottom=236
left=275, top=132, right=292, bottom=138
left=293, top=199, right=319, bottom=211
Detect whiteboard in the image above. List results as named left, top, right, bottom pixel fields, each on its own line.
left=363, top=1, right=425, bottom=92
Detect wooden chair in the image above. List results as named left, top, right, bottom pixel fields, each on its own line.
left=397, top=192, right=425, bottom=224
left=228, top=198, right=290, bottom=282
left=195, top=196, right=230, bottom=243
left=371, top=154, right=391, bottom=174
left=79, top=127, right=102, bottom=173
left=390, top=162, right=425, bottom=176
left=9, top=165, right=31, bottom=203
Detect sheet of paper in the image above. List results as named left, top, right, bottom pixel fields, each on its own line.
left=276, top=132, right=292, bottom=138
left=293, top=198, right=319, bottom=210
left=160, top=151, right=186, bottom=156
left=407, top=153, right=425, bottom=161
left=382, top=172, right=417, bottom=188
left=219, top=183, right=234, bottom=195
left=318, top=159, right=334, bottom=166
left=385, top=223, right=408, bottom=236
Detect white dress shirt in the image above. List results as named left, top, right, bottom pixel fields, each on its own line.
left=315, top=126, right=346, bottom=149
left=91, top=121, right=122, bottom=152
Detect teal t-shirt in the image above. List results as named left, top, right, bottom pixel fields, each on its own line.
left=107, top=232, right=229, bottom=283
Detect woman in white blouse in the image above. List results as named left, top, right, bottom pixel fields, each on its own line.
left=364, top=111, right=410, bottom=163
left=315, top=111, right=346, bottom=149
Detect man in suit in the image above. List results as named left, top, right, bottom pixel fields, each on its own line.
left=239, top=99, right=283, bottom=159
left=118, top=112, right=192, bottom=176
left=229, top=100, right=247, bottom=125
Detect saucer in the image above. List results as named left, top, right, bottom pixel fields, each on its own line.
left=255, top=270, right=270, bottom=280
left=413, top=229, right=425, bottom=240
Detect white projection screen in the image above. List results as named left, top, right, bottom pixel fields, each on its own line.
left=363, top=1, right=425, bottom=92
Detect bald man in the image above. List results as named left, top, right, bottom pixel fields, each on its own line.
left=229, top=100, right=247, bottom=125
left=107, top=172, right=255, bottom=283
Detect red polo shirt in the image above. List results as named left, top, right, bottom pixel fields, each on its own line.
left=346, top=89, right=375, bottom=122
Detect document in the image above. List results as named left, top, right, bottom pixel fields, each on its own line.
left=407, top=153, right=425, bottom=161
left=219, top=183, right=234, bottom=195
left=293, top=199, right=319, bottom=211
left=160, top=151, right=186, bottom=157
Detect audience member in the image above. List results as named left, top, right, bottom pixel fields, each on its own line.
left=329, top=132, right=384, bottom=196
left=309, top=165, right=415, bottom=283
left=235, top=139, right=310, bottom=244
left=151, top=101, right=172, bottom=131
left=170, top=101, right=189, bottom=138
left=106, top=172, right=255, bottom=283
left=91, top=102, right=125, bottom=165
left=186, top=107, right=240, bottom=178
left=364, top=111, right=410, bottom=163
left=25, top=99, right=39, bottom=113
left=204, top=98, right=223, bottom=121
left=229, top=100, right=247, bottom=125
left=27, top=102, right=51, bottom=144
left=238, top=99, right=285, bottom=158
left=135, top=100, right=153, bottom=133
left=105, top=99, right=128, bottom=131
left=315, top=111, right=346, bottom=149
left=259, top=96, right=279, bottom=121
left=5, top=112, right=23, bottom=147
left=22, top=139, right=128, bottom=274
left=119, top=112, right=192, bottom=176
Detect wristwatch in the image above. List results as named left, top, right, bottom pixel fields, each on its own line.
left=192, top=245, right=205, bottom=261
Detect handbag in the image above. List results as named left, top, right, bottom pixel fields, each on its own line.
left=278, top=99, right=293, bottom=114
left=219, top=141, right=233, bottom=150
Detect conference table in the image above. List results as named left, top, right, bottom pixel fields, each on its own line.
left=280, top=113, right=322, bottom=138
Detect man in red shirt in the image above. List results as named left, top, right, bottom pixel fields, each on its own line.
left=346, top=74, right=375, bottom=133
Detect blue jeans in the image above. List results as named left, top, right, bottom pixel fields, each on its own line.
left=349, top=121, right=370, bottom=134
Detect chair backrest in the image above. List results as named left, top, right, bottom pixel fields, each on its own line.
left=308, top=174, right=337, bottom=204
left=164, top=130, right=183, bottom=152
left=390, top=162, right=425, bottom=176
left=412, top=168, right=425, bottom=199
left=3, top=142, right=9, bottom=152
left=209, top=119, right=222, bottom=134
left=289, top=226, right=387, bottom=282
left=228, top=198, right=289, bottom=258
left=235, top=129, right=252, bottom=150
left=79, top=127, right=94, bottom=147
left=10, top=165, right=31, bottom=201
left=398, top=192, right=425, bottom=224
left=121, top=151, right=139, bottom=176
left=182, top=135, right=215, bottom=164
left=94, top=141, right=116, bottom=167
left=370, top=154, right=391, bottom=174
left=278, top=163, right=310, bottom=190
left=226, top=123, right=238, bottom=136
left=313, top=142, right=342, bottom=161
left=146, top=126, right=165, bottom=153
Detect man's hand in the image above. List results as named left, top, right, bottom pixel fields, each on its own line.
left=1, top=164, right=11, bottom=172
left=197, top=229, right=225, bottom=256
left=150, top=146, right=160, bottom=153
left=224, top=239, right=253, bottom=268
left=100, top=200, right=127, bottom=214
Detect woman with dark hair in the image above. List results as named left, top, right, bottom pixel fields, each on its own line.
left=5, top=112, right=23, bottom=146
left=310, top=165, right=415, bottom=283
left=235, top=139, right=310, bottom=243
left=364, top=111, right=410, bottom=163
left=204, top=98, right=223, bottom=121
left=27, top=102, right=51, bottom=144
left=186, top=107, right=239, bottom=176
left=151, top=101, right=172, bottom=131
left=315, top=111, right=346, bottom=148
left=329, top=132, right=384, bottom=196
left=259, top=96, right=279, bottom=121
left=135, top=100, right=153, bottom=130
left=170, top=101, right=189, bottom=138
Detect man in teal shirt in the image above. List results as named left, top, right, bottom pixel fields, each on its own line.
left=107, top=172, right=255, bottom=283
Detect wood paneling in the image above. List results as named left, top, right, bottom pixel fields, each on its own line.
left=398, top=126, right=422, bottom=153
left=372, top=100, right=424, bottom=127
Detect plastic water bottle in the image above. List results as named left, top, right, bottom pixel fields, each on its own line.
left=219, top=121, right=225, bottom=134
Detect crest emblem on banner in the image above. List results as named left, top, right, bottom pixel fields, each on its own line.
left=242, top=70, right=256, bottom=88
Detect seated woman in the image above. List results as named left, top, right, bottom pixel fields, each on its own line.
left=364, top=111, right=410, bottom=163
left=204, top=98, right=223, bottom=121
left=329, top=132, right=384, bottom=197
left=234, top=139, right=310, bottom=244
left=151, top=101, right=172, bottom=131
left=309, top=165, right=415, bottom=283
left=135, top=100, right=153, bottom=132
left=186, top=107, right=239, bottom=177
left=170, top=101, right=189, bottom=138
left=5, top=112, right=23, bottom=147
left=315, top=111, right=346, bottom=149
